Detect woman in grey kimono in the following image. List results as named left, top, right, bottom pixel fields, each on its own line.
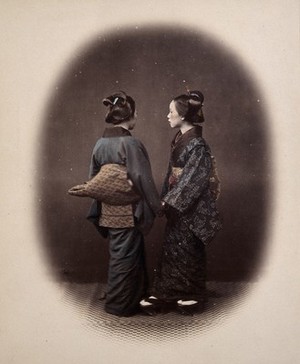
left=87, top=91, right=162, bottom=317
left=141, top=90, right=222, bottom=315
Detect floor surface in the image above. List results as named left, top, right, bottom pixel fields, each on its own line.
left=60, top=281, right=252, bottom=342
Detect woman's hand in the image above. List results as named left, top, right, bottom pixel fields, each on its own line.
left=162, top=201, right=179, bottom=221
left=156, top=201, right=166, bottom=217
left=156, top=209, right=165, bottom=218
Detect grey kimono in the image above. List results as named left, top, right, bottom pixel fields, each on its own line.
left=87, top=126, right=161, bottom=316
left=87, top=126, right=161, bottom=235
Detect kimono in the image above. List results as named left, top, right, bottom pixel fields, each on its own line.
left=152, top=125, right=222, bottom=302
left=87, top=126, right=161, bottom=316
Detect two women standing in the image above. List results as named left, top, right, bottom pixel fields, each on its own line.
left=86, top=90, right=221, bottom=317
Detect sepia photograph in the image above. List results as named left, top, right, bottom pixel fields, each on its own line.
left=1, top=1, right=299, bottom=363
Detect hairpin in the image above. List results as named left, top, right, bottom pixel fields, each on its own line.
left=113, top=97, right=119, bottom=105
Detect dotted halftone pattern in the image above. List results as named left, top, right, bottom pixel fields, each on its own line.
left=61, top=282, right=252, bottom=345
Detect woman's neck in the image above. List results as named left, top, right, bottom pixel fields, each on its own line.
left=114, top=123, right=129, bottom=130
left=180, top=123, right=194, bottom=134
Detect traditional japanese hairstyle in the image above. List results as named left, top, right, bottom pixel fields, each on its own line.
left=102, top=91, right=136, bottom=124
left=173, top=89, right=205, bottom=124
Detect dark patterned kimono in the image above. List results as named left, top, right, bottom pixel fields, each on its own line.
left=152, top=125, right=222, bottom=302
left=87, top=126, right=161, bottom=316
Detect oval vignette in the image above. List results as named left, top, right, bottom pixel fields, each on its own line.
left=38, top=25, right=271, bottom=340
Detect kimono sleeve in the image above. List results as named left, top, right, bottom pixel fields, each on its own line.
left=125, top=140, right=161, bottom=214
left=161, top=162, right=172, bottom=199
left=88, top=141, right=101, bottom=179
left=86, top=141, right=104, bottom=234
left=163, top=144, right=211, bottom=213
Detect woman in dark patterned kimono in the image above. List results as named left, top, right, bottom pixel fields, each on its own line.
left=87, top=91, right=162, bottom=317
left=140, top=90, right=222, bottom=315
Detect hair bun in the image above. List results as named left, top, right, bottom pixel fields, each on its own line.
left=102, top=91, right=136, bottom=124
left=173, top=90, right=205, bottom=124
left=188, top=90, right=204, bottom=105
left=102, top=91, right=128, bottom=107
left=102, top=97, right=113, bottom=106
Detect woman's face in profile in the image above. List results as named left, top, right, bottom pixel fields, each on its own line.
left=167, top=101, right=183, bottom=129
